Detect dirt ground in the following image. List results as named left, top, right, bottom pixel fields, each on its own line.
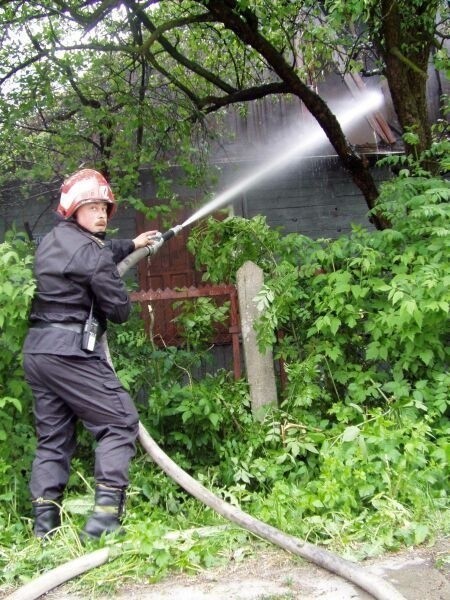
left=39, top=536, right=449, bottom=600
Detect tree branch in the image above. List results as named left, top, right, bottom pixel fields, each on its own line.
left=198, top=82, right=291, bottom=113
left=0, top=53, right=44, bottom=86
left=125, top=0, right=237, bottom=95
left=53, top=0, right=122, bottom=30
left=140, top=12, right=216, bottom=53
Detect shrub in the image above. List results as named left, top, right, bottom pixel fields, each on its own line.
left=187, top=171, right=449, bottom=547
left=0, top=232, right=36, bottom=527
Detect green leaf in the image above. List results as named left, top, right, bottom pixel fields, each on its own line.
left=302, top=442, right=319, bottom=454
left=366, top=341, right=379, bottom=360
left=419, top=349, right=433, bottom=365
left=0, top=396, right=22, bottom=412
left=402, top=299, right=417, bottom=316
left=413, top=524, right=429, bottom=545
left=342, top=426, right=360, bottom=442
left=330, top=317, right=341, bottom=336
left=391, top=290, right=404, bottom=304
left=209, top=413, right=220, bottom=427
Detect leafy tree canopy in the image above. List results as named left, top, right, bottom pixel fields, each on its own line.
left=0, top=1, right=448, bottom=227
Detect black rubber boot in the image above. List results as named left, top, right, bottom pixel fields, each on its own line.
left=82, top=485, right=125, bottom=539
left=32, top=499, right=61, bottom=538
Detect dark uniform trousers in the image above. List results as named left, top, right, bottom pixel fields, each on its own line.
left=24, top=352, right=139, bottom=500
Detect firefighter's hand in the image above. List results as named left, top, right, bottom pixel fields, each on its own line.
left=133, top=230, right=162, bottom=250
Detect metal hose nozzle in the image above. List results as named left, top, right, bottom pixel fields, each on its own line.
left=161, top=224, right=183, bottom=241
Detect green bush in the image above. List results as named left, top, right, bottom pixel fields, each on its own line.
left=187, top=171, right=449, bottom=548
left=0, top=232, right=36, bottom=532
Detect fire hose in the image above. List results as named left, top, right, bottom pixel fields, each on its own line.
left=5, top=229, right=406, bottom=600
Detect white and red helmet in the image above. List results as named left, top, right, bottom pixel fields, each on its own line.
left=57, top=169, right=117, bottom=219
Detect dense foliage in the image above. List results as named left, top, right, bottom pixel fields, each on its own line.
left=0, top=158, right=448, bottom=594
left=0, top=232, right=36, bottom=534
left=186, top=168, right=449, bottom=548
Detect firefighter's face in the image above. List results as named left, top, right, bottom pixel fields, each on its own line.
left=75, top=202, right=108, bottom=233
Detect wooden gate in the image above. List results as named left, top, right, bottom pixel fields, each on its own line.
left=130, top=284, right=241, bottom=379
left=135, top=201, right=204, bottom=340
left=134, top=201, right=239, bottom=373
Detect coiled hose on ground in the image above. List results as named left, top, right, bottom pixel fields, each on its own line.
left=5, top=247, right=406, bottom=600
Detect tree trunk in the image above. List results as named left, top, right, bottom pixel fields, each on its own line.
left=378, top=0, right=435, bottom=156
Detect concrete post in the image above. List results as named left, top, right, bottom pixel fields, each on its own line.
left=236, top=261, right=277, bottom=420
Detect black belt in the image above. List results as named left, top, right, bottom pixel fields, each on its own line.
left=31, top=322, right=84, bottom=334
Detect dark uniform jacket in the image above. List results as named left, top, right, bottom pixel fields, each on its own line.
left=23, top=220, right=135, bottom=359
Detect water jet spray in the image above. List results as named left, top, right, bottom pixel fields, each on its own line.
left=180, top=90, right=384, bottom=230
left=137, top=89, right=384, bottom=260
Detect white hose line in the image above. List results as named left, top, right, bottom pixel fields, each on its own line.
left=4, top=548, right=112, bottom=600
left=138, top=423, right=406, bottom=600
left=3, top=527, right=231, bottom=600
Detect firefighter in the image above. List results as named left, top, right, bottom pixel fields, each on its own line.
left=23, top=169, right=158, bottom=539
